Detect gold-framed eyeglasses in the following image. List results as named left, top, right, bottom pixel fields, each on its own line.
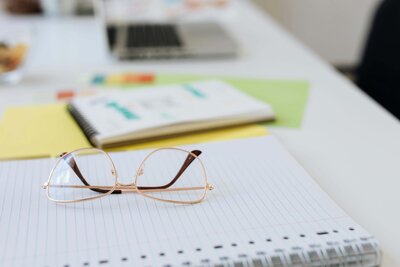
left=42, top=147, right=214, bottom=204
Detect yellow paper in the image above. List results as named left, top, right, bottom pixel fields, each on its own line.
left=108, top=124, right=268, bottom=152
left=0, top=103, right=91, bottom=160
left=0, top=104, right=268, bottom=160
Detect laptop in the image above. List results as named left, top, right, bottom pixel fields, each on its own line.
left=98, top=1, right=238, bottom=60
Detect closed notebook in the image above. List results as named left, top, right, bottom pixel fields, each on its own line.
left=0, top=136, right=381, bottom=266
left=68, top=80, right=275, bottom=148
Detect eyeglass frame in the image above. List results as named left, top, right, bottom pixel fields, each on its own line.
left=42, top=147, right=214, bottom=205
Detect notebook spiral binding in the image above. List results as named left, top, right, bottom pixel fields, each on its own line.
left=67, top=104, right=99, bottom=147
left=194, top=237, right=381, bottom=267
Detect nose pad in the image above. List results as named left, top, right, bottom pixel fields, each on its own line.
left=137, top=166, right=144, bottom=176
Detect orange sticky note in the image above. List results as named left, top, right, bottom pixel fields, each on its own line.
left=123, top=73, right=155, bottom=84
left=56, top=90, right=75, bottom=101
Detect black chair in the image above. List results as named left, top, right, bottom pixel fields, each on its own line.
left=357, top=0, right=400, bottom=119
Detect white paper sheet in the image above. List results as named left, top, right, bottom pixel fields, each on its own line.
left=0, top=136, right=377, bottom=266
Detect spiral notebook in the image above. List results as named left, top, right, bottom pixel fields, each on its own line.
left=68, top=80, right=274, bottom=148
left=0, top=136, right=381, bottom=266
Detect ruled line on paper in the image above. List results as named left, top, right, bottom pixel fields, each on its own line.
left=0, top=136, right=370, bottom=266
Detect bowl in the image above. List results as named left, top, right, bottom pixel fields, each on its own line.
left=0, top=28, right=29, bottom=85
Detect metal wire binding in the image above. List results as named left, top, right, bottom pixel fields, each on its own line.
left=189, top=237, right=381, bottom=267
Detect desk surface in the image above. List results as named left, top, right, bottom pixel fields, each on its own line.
left=1, top=1, right=400, bottom=265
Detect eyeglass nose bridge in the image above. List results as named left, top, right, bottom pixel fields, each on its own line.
left=114, top=182, right=138, bottom=191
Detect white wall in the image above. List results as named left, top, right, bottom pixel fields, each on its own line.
left=252, top=0, right=381, bottom=66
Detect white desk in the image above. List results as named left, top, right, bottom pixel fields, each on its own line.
left=1, top=1, right=400, bottom=266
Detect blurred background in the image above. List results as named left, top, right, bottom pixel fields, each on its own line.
left=1, top=0, right=399, bottom=118
left=0, top=0, right=385, bottom=76
left=253, top=0, right=379, bottom=70
left=0, top=0, right=380, bottom=68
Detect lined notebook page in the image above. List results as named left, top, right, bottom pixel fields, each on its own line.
left=0, top=136, right=376, bottom=266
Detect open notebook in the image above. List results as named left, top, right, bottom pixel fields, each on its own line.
left=0, top=136, right=381, bottom=266
left=68, top=80, right=275, bottom=148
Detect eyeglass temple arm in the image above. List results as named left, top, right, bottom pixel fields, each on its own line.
left=137, top=150, right=202, bottom=190
left=61, top=149, right=201, bottom=193
left=62, top=153, right=122, bottom=194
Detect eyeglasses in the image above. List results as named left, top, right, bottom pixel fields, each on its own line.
left=42, top=147, right=214, bottom=204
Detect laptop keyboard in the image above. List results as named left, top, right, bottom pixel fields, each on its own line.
left=126, top=24, right=182, bottom=48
